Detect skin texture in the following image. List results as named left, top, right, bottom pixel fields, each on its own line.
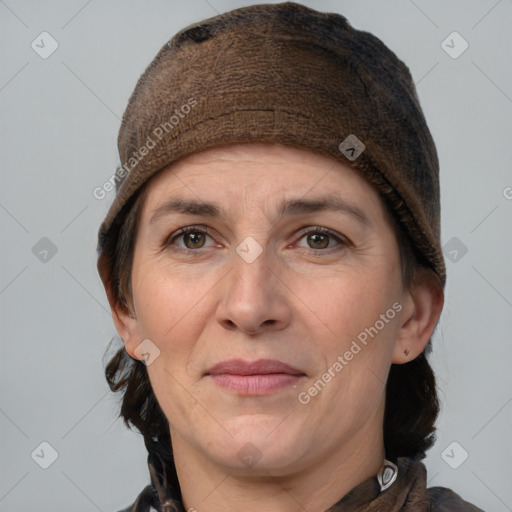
left=109, top=142, right=444, bottom=512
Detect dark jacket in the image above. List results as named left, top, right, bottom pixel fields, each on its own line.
left=118, top=453, right=484, bottom=511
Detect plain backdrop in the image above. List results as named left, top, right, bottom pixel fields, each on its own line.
left=1, top=1, right=511, bottom=511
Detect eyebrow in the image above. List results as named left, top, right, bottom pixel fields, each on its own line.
left=149, top=195, right=371, bottom=227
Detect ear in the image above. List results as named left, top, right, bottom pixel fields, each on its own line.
left=392, top=269, right=444, bottom=364
left=97, top=253, right=141, bottom=360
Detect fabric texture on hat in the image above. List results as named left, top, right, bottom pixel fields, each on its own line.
left=97, top=1, right=446, bottom=287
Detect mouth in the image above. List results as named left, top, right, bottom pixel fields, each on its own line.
left=205, top=358, right=307, bottom=395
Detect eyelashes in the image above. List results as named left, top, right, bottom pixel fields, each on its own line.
left=168, top=226, right=214, bottom=251
left=164, top=225, right=350, bottom=257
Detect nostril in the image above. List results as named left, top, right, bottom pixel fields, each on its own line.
left=222, top=319, right=236, bottom=329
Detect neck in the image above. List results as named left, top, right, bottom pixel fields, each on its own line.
left=170, top=405, right=386, bottom=512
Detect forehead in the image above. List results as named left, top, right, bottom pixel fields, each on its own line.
left=139, top=143, right=385, bottom=219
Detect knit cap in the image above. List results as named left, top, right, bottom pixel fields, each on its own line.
left=97, top=1, right=446, bottom=287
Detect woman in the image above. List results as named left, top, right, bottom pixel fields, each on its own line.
left=96, top=3, right=484, bottom=511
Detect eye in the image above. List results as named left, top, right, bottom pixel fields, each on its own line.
left=295, top=227, right=348, bottom=254
left=166, top=226, right=215, bottom=251
left=164, top=225, right=349, bottom=256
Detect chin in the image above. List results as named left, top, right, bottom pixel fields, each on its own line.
left=198, top=414, right=310, bottom=474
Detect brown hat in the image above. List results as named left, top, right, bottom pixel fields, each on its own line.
left=97, top=1, right=446, bottom=287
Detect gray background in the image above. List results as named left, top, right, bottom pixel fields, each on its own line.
left=1, top=0, right=511, bottom=511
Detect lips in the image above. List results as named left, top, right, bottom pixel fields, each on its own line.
left=206, top=358, right=306, bottom=395
left=207, top=358, right=304, bottom=376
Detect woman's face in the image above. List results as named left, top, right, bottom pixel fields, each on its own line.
left=124, top=142, right=412, bottom=475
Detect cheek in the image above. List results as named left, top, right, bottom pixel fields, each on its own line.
left=299, top=268, right=396, bottom=338
left=135, top=271, right=211, bottom=417
left=308, top=276, right=399, bottom=410
left=132, top=267, right=207, bottom=354
left=298, top=267, right=400, bottom=391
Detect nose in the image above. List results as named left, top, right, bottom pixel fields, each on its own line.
left=215, top=245, right=292, bottom=335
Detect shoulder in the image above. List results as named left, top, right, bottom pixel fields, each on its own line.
left=115, top=484, right=160, bottom=512
left=428, top=485, right=485, bottom=512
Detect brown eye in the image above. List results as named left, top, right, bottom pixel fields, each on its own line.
left=307, top=232, right=330, bottom=249
left=182, top=231, right=207, bottom=249
left=167, top=226, right=215, bottom=251
left=295, top=227, right=348, bottom=254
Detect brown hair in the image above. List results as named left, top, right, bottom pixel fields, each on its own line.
left=97, top=172, right=440, bottom=469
